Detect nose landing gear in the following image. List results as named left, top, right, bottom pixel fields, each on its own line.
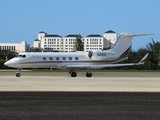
left=16, top=68, right=21, bottom=77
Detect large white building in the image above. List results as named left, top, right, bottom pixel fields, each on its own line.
left=0, top=41, right=30, bottom=53
left=34, top=30, right=118, bottom=52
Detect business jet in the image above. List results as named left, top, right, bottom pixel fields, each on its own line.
left=4, top=32, right=154, bottom=77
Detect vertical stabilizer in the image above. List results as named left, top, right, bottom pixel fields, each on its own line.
left=110, top=33, right=155, bottom=57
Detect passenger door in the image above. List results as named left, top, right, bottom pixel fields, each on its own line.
left=33, top=55, right=39, bottom=66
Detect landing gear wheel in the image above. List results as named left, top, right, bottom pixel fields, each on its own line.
left=71, top=72, right=77, bottom=77
left=86, top=72, right=92, bottom=77
left=16, top=73, right=21, bottom=77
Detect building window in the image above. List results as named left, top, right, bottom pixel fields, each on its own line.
left=43, top=57, right=46, bottom=61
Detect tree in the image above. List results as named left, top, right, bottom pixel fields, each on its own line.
left=74, top=34, right=84, bottom=51
left=0, top=50, right=17, bottom=61
left=0, top=50, right=17, bottom=69
left=146, top=38, right=160, bottom=70
left=103, top=47, right=111, bottom=50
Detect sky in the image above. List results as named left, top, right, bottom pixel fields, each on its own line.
left=0, top=0, right=159, bottom=51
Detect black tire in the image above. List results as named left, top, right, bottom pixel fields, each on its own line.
left=86, top=73, right=92, bottom=77
left=71, top=72, right=77, bottom=77
left=89, top=73, right=92, bottom=77
left=16, top=73, right=21, bottom=77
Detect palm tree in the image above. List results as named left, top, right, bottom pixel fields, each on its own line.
left=146, top=38, right=160, bottom=70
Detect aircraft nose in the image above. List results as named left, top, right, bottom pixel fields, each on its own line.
left=4, top=61, right=10, bottom=66
left=4, top=60, right=14, bottom=67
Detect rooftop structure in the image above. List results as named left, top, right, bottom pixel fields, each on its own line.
left=34, top=30, right=118, bottom=52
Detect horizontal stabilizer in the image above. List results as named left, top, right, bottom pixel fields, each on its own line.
left=122, top=33, right=156, bottom=37
left=138, top=53, right=149, bottom=64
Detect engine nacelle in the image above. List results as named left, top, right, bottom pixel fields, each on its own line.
left=88, top=50, right=117, bottom=60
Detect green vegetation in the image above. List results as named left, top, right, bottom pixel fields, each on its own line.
left=0, top=50, right=17, bottom=69
left=103, top=47, right=111, bottom=50
left=74, top=34, right=84, bottom=51
left=120, top=39, right=160, bottom=70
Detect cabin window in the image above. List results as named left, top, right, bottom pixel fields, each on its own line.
left=75, top=57, right=79, bottom=60
left=62, top=57, right=66, bottom=60
left=49, top=57, right=53, bottom=61
left=69, top=57, right=72, bottom=60
left=56, top=57, right=59, bottom=60
left=43, top=57, right=46, bottom=61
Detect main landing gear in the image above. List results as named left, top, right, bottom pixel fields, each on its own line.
left=69, top=68, right=92, bottom=77
left=86, top=72, right=92, bottom=77
left=16, top=68, right=21, bottom=77
left=86, top=67, right=92, bottom=77
left=69, top=70, right=77, bottom=77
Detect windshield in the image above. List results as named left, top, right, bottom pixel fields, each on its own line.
left=14, top=54, right=26, bottom=58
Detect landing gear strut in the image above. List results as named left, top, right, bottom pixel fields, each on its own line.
left=69, top=70, right=77, bottom=77
left=16, top=68, right=21, bottom=77
left=86, top=67, right=92, bottom=77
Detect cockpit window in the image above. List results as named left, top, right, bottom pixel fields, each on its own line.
left=14, top=54, right=26, bottom=58
left=22, top=55, right=26, bottom=58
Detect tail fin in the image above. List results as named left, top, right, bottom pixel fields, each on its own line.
left=110, top=33, right=155, bottom=57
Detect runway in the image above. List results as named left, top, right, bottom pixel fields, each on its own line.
left=0, top=92, right=160, bottom=120
left=0, top=75, right=160, bottom=120
left=0, top=75, right=160, bottom=92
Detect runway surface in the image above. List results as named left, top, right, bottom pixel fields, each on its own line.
left=0, top=75, right=160, bottom=120
left=0, top=76, right=160, bottom=92
left=0, top=92, right=160, bottom=120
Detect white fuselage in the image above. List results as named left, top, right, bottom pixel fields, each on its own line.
left=5, top=51, right=119, bottom=69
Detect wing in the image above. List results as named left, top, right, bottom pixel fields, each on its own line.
left=61, top=53, right=149, bottom=69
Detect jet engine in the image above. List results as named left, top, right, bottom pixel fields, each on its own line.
left=88, top=50, right=117, bottom=60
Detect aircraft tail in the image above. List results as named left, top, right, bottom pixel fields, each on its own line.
left=110, top=33, right=155, bottom=57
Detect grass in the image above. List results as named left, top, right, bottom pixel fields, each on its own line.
left=0, top=70, right=160, bottom=77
